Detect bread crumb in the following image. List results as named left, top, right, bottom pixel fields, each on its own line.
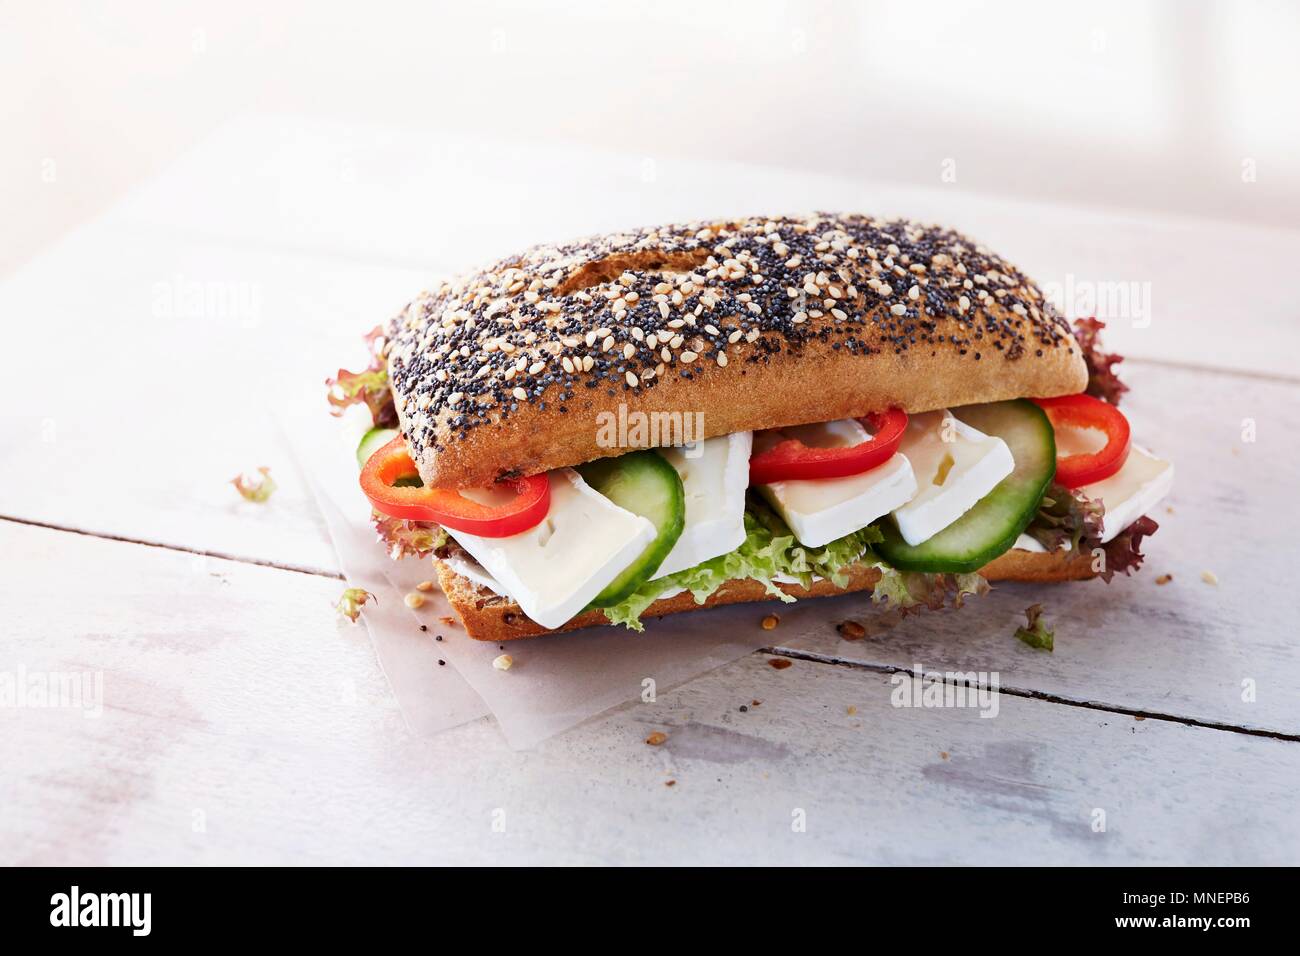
left=645, top=731, right=667, bottom=746
left=1134, top=715, right=1145, bottom=721
left=846, top=705, right=857, bottom=716
left=492, top=653, right=513, bottom=671
left=768, top=658, right=793, bottom=670
left=440, top=615, right=457, bottom=627
left=940, top=751, right=949, bottom=760
left=837, top=620, right=866, bottom=640
left=1201, top=570, right=1219, bottom=586
left=404, top=592, right=426, bottom=609
left=751, top=699, right=761, bottom=707
left=665, top=779, right=676, bottom=787
left=1155, top=573, right=1173, bottom=585
left=415, top=580, right=434, bottom=592
left=760, top=614, right=780, bottom=630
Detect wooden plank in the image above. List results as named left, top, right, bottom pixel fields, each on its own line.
left=112, top=114, right=1300, bottom=377
left=3, top=521, right=1296, bottom=865
left=766, top=359, right=1300, bottom=736
left=0, top=223, right=428, bottom=574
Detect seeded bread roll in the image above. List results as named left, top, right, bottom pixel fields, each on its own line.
left=385, top=213, right=1087, bottom=488
left=434, top=548, right=1098, bottom=642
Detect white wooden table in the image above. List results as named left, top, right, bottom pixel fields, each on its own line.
left=3, top=114, right=1298, bottom=865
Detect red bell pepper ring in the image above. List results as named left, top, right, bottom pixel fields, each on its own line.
left=360, top=435, right=551, bottom=537
left=1031, top=393, right=1131, bottom=487
left=748, top=408, right=910, bottom=484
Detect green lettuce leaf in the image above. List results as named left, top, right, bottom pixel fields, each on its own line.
left=868, top=564, right=990, bottom=612
left=1014, top=603, right=1055, bottom=651
left=602, top=500, right=884, bottom=632
left=601, top=496, right=989, bottom=632
left=1024, top=482, right=1104, bottom=552
left=326, top=325, right=397, bottom=427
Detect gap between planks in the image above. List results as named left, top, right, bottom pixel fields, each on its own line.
left=0, top=513, right=343, bottom=581
left=6, top=512, right=1293, bottom=744
left=761, top=647, right=1300, bottom=744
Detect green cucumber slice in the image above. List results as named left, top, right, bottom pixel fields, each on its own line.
left=356, top=427, right=398, bottom=468
left=578, top=451, right=685, bottom=608
left=356, top=427, right=423, bottom=486
left=874, top=399, right=1056, bottom=573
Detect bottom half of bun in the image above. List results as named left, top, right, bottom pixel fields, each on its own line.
left=434, top=546, right=1097, bottom=642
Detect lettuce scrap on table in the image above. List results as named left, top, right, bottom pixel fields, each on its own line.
left=1014, top=603, right=1055, bottom=651
left=336, top=587, right=375, bottom=623
left=230, top=466, right=276, bottom=503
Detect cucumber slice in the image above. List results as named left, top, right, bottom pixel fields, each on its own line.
left=874, top=399, right=1056, bottom=573
left=356, top=427, right=398, bottom=467
left=578, top=451, right=685, bottom=607
left=356, top=427, right=423, bottom=486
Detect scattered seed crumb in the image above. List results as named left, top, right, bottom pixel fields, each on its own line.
left=435, top=634, right=444, bottom=642
left=751, top=699, right=761, bottom=707
left=438, top=659, right=445, bottom=666
left=665, top=779, right=676, bottom=787
left=492, top=653, right=513, bottom=671
left=768, top=657, right=793, bottom=670
left=1201, top=570, right=1219, bottom=586
left=739, top=705, right=748, bottom=713
left=837, top=620, right=866, bottom=640
left=416, top=580, right=434, bottom=592
left=419, top=624, right=428, bottom=632
left=404, top=592, right=426, bottom=609
left=645, top=731, right=668, bottom=746
left=940, top=751, right=949, bottom=760
left=846, top=705, right=858, bottom=716
left=760, top=614, right=780, bottom=630
left=1155, top=574, right=1173, bottom=586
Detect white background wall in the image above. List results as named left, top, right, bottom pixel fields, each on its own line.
left=4, top=0, right=1298, bottom=277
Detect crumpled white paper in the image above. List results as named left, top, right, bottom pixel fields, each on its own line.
left=280, top=403, right=852, bottom=749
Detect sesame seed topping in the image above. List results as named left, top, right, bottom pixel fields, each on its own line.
left=384, top=213, right=1073, bottom=465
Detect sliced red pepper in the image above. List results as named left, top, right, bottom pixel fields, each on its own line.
left=1031, top=393, right=1131, bottom=487
left=360, top=436, right=550, bottom=537
left=749, top=408, right=909, bottom=484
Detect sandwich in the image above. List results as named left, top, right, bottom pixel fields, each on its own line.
left=328, top=213, right=1172, bottom=641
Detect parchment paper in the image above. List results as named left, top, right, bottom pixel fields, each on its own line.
left=281, top=403, right=855, bottom=749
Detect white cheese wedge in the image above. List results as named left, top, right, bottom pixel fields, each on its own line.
left=1012, top=533, right=1047, bottom=553
left=756, top=419, right=918, bottom=548
left=1012, top=533, right=1076, bottom=554
left=441, top=468, right=656, bottom=629
left=891, top=409, right=1015, bottom=546
left=1081, top=444, right=1174, bottom=544
left=442, top=553, right=507, bottom=596
left=654, top=431, right=753, bottom=578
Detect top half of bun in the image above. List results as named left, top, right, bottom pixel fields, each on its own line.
left=382, top=213, right=1086, bottom=489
